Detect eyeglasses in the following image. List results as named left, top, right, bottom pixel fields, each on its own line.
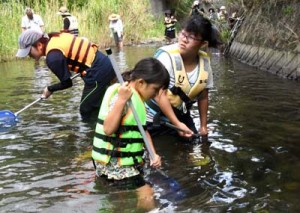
left=179, top=31, right=202, bottom=42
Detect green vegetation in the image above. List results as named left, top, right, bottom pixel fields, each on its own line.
left=282, top=5, right=294, bottom=16
left=0, top=0, right=169, bottom=62
left=0, top=0, right=237, bottom=62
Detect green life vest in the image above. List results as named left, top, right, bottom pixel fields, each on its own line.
left=92, top=83, right=146, bottom=166
left=156, top=44, right=210, bottom=109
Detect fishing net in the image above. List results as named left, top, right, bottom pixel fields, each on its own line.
left=0, top=110, right=18, bottom=128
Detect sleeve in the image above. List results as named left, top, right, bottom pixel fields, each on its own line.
left=119, top=19, right=123, bottom=32
left=37, top=15, right=44, bottom=26
left=205, top=62, right=214, bottom=89
left=21, top=16, right=26, bottom=28
left=46, top=50, right=73, bottom=92
left=155, top=51, right=175, bottom=88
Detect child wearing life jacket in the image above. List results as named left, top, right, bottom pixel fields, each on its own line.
left=146, top=15, right=222, bottom=140
left=92, top=58, right=169, bottom=211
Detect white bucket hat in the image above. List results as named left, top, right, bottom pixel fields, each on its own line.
left=57, top=6, right=71, bottom=15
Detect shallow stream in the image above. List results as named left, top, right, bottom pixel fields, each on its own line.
left=0, top=46, right=299, bottom=212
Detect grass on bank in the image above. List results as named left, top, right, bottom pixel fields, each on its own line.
left=0, top=0, right=236, bottom=62
left=0, top=0, right=166, bottom=62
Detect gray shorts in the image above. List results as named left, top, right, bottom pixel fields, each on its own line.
left=113, top=32, right=123, bottom=43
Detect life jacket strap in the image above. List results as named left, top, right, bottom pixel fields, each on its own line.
left=82, top=42, right=91, bottom=65
left=92, top=158, right=97, bottom=170
left=169, top=86, right=196, bottom=109
left=97, top=118, right=146, bottom=133
left=94, top=132, right=144, bottom=147
left=66, top=36, right=90, bottom=75
left=67, top=36, right=76, bottom=58
left=93, top=145, right=144, bottom=158
left=146, top=99, right=161, bottom=113
left=72, top=39, right=84, bottom=70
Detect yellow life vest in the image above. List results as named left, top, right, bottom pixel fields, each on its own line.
left=156, top=44, right=210, bottom=109
left=92, top=83, right=146, bottom=166
left=45, top=33, right=97, bottom=75
left=165, top=17, right=175, bottom=29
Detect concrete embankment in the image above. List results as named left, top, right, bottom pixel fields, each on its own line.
left=227, top=0, right=299, bottom=81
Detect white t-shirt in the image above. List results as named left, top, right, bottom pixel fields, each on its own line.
left=146, top=50, right=213, bottom=122
left=156, top=51, right=214, bottom=90
left=21, top=14, right=44, bottom=33
left=109, top=19, right=123, bottom=37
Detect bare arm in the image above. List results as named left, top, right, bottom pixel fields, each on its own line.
left=197, top=89, right=209, bottom=136
left=146, top=130, right=161, bottom=168
left=103, top=82, right=131, bottom=135
left=154, top=90, right=193, bottom=137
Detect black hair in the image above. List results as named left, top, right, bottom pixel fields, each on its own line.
left=32, top=32, right=62, bottom=48
left=48, top=32, right=62, bottom=38
left=122, top=57, right=170, bottom=90
left=165, top=9, right=171, bottom=16
left=32, top=33, right=50, bottom=49
left=183, top=15, right=223, bottom=48
left=209, top=8, right=215, bottom=13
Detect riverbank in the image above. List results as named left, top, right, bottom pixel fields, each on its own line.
left=0, top=0, right=166, bottom=62
left=226, top=0, right=300, bottom=81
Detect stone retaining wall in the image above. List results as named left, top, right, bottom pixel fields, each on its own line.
left=229, top=42, right=300, bottom=80
left=227, top=0, right=300, bottom=81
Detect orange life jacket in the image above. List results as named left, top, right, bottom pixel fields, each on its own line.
left=46, top=33, right=98, bottom=75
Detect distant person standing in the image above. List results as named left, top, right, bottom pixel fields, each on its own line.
left=190, top=0, right=205, bottom=17
left=57, top=6, right=79, bottom=36
left=108, top=14, right=123, bottom=50
left=218, top=6, right=229, bottom=31
left=164, top=10, right=177, bottom=44
left=208, top=8, right=218, bottom=22
left=218, top=6, right=228, bottom=22
left=21, top=7, right=44, bottom=33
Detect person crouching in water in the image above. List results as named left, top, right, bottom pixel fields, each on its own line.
left=92, top=58, right=169, bottom=211
left=146, top=15, right=222, bottom=140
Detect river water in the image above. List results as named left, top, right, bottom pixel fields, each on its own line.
left=0, top=46, right=299, bottom=212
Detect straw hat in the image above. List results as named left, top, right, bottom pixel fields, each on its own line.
left=57, top=6, right=71, bottom=15
left=220, top=6, right=226, bottom=10
left=108, top=13, right=120, bottom=21
left=24, top=7, right=33, bottom=15
left=193, top=1, right=199, bottom=6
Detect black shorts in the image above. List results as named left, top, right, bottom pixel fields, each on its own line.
left=165, top=28, right=176, bottom=39
left=96, top=174, right=147, bottom=191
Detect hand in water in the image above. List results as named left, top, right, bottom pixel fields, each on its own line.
left=177, top=122, right=194, bottom=138
left=199, top=126, right=208, bottom=136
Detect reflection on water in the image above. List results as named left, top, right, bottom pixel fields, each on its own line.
left=0, top=47, right=299, bottom=212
